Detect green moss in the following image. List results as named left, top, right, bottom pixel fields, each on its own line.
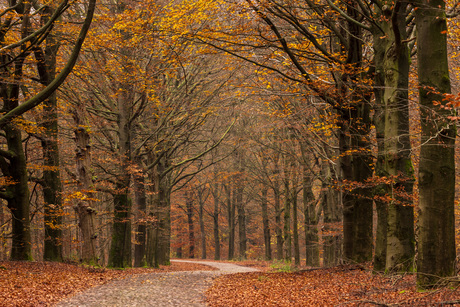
left=404, top=159, right=415, bottom=177
left=269, top=260, right=296, bottom=272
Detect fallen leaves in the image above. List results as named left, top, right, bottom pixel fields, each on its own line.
left=2, top=260, right=460, bottom=306
left=206, top=265, right=460, bottom=306
left=0, top=260, right=215, bottom=307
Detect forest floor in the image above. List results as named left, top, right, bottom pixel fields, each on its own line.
left=0, top=260, right=216, bottom=306
left=206, top=261, right=460, bottom=306
left=1, top=259, right=460, bottom=306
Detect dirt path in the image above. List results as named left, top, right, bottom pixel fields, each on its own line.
left=55, top=260, right=259, bottom=307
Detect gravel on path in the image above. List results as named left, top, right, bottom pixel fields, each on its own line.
left=55, top=260, right=258, bottom=307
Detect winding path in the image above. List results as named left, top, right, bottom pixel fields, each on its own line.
left=55, top=260, right=259, bottom=307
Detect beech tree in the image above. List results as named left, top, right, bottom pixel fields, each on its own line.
left=415, top=0, right=456, bottom=288
left=0, top=0, right=95, bottom=261
left=371, top=1, right=415, bottom=273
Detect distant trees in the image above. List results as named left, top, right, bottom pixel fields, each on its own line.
left=178, top=0, right=458, bottom=287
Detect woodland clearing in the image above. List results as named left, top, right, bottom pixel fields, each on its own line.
left=1, top=260, right=460, bottom=306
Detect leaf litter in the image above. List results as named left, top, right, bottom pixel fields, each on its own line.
left=2, top=260, right=460, bottom=306
left=206, top=264, right=460, bottom=306
left=0, top=260, right=216, bottom=307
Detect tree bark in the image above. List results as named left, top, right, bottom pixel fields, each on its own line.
left=5, top=127, right=31, bottom=260
left=108, top=88, right=132, bottom=268
left=292, top=181, right=300, bottom=266
left=283, top=159, right=291, bottom=262
left=212, top=182, right=220, bottom=260
left=199, top=190, right=206, bottom=259
left=372, top=2, right=415, bottom=273
left=36, top=6, right=63, bottom=262
left=73, top=111, right=97, bottom=264
left=236, top=184, right=246, bottom=259
left=340, top=3, right=374, bottom=263
left=186, top=194, right=195, bottom=258
left=273, top=152, right=283, bottom=260
left=0, top=28, right=31, bottom=260
left=304, top=165, right=319, bottom=267
left=261, top=185, right=271, bottom=260
left=225, top=183, right=235, bottom=260
left=154, top=158, right=171, bottom=266
left=322, top=160, right=342, bottom=267
left=415, top=0, right=456, bottom=288
left=133, top=161, right=147, bottom=267
left=372, top=26, right=388, bottom=272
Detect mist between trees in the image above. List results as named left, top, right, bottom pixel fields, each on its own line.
left=0, top=0, right=459, bottom=289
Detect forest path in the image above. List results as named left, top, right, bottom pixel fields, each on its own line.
left=55, top=260, right=259, bottom=307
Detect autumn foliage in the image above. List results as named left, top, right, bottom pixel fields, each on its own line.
left=206, top=265, right=460, bottom=306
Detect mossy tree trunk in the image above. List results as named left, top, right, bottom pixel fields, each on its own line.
left=372, top=25, right=388, bottom=272
left=371, top=2, right=415, bottom=273
left=381, top=3, right=415, bottom=273
left=415, top=0, right=456, bottom=288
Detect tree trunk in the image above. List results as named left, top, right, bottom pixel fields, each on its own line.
left=304, top=165, right=319, bottom=267
left=236, top=184, right=246, bottom=259
left=0, top=205, right=4, bottom=260
left=186, top=193, right=195, bottom=258
left=415, top=0, right=456, bottom=288
left=372, top=28, right=388, bottom=272
left=6, top=127, right=31, bottom=260
left=283, top=192, right=291, bottom=262
left=292, top=183, right=300, bottom=266
left=108, top=89, right=132, bottom=268
left=154, top=159, right=171, bottom=266
left=37, top=17, right=63, bottom=262
left=1, top=42, right=31, bottom=261
left=271, top=152, right=283, bottom=260
left=261, top=186, right=271, bottom=260
left=109, top=189, right=132, bottom=267
left=133, top=162, right=147, bottom=267
left=73, top=112, right=97, bottom=264
left=322, top=161, right=342, bottom=267
left=145, top=212, right=156, bottom=267
left=273, top=176, right=283, bottom=259
left=199, top=192, right=206, bottom=259
left=145, top=162, right=157, bottom=267
left=283, top=156, right=291, bottom=262
left=381, top=3, right=415, bottom=273
left=212, top=182, right=220, bottom=260
left=226, top=183, right=235, bottom=260
left=340, top=3, right=374, bottom=263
